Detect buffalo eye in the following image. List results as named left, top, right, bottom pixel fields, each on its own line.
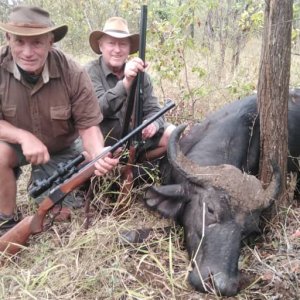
left=205, top=203, right=220, bottom=224
left=207, top=205, right=214, bottom=215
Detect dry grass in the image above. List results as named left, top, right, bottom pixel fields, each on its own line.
left=0, top=169, right=192, bottom=300
left=1, top=37, right=300, bottom=299
left=1, top=169, right=299, bottom=299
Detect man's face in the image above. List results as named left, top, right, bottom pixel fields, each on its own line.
left=7, top=33, right=53, bottom=75
left=99, top=35, right=130, bottom=72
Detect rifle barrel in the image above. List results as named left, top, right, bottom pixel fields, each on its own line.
left=121, top=4, right=148, bottom=140
left=138, top=5, right=147, bottom=63
left=81, top=100, right=175, bottom=172
left=134, top=4, right=148, bottom=138
left=49, top=100, right=176, bottom=203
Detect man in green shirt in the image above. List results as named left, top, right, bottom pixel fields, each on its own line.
left=85, top=17, right=175, bottom=162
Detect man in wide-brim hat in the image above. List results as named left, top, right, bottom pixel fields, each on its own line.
left=0, top=6, right=68, bottom=42
left=89, top=17, right=139, bottom=55
left=86, top=17, right=175, bottom=162
left=0, top=6, right=118, bottom=232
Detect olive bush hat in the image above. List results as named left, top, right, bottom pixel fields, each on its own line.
left=0, top=6, right=68, bottom=43
left=89, top=17, right=139, bottom=54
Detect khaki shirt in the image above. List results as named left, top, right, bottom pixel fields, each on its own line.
left=85, top=56, right=164, bottom=145
left=0, top=46, right=102, bottom=153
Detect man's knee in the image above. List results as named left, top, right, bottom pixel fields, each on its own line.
left=159, top=124, right=176, bottom=148
left=0, top=142, right=19, bottom=168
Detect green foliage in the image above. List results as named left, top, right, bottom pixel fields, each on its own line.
left=191, top=66, right=207, bottom=79
left=146, top=0, right=200, bottom=99
left=292, top=2, right=300, bottom=45
left=226, top=80, right=256, bottom=98
left=293, top=1, right=300, bottom=21
left=239, top=7, right=264, bottom=33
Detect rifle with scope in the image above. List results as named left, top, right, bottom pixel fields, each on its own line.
left=0, top=100, right=175, bottom=256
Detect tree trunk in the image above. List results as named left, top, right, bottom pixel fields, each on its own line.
left=257, top=0, right=292, bottom=210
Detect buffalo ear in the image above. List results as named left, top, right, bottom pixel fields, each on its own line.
left=144, top=184, right=186, bottom=219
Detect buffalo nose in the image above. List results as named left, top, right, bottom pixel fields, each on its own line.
left=188, top=269, right=239, bottom=296
left=188, top=269, right=207, bottom=293
left=213, top=272, right=239, bottom=296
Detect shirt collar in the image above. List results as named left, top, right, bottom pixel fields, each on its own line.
left=100, top=56, right=113, bottom=78
left=100, top=56, right=125, bottom=79
left=47, top=49, right=61, bottom=80
left=12, top=59, right=50, bottom=83
left=42, top=60, right=50, bottom=83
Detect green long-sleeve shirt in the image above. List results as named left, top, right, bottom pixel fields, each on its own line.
left=85, top=56, right=165, bottom=145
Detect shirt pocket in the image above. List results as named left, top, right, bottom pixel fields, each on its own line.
left=2, top=105, right=17, bottom=124
left=50, top=105, right=72, bottom=137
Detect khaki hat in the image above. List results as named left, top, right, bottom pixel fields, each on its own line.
left=89, top=17, right=139, bottom=54
left=0, top=6, right=68, bottom=43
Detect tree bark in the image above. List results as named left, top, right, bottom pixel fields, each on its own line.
left=257, top=0, right=292, bottom=209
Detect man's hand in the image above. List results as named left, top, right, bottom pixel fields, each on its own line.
left=94, top=153, right=119, bottom=176
left=123, top=57, right=148, bottom=92
left=0, top=120, right=49, bottom=165
left=79, top=127, right=119, bottom=176
left=19, top=131, right=50, bottom=165
left=142, top=123, right=158, bottom=140
left=83, top=147, right=119, bottom=177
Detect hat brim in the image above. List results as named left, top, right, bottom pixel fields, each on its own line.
left=89, top=30, right=139, bottom=55
left=0, top=23, right=68, bottom=43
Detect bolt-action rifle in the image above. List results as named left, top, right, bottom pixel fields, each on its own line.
left=0, top=100, right=175, bottom=256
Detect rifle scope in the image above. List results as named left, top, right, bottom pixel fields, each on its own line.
left=28, top=154, right=85, bottom=198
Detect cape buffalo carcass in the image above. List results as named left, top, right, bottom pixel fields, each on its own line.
left=144, top=89, right=300, bottom=296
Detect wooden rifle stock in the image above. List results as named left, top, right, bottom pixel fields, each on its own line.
left=0, top=198, right=52, bottom=255
left=0, top=101, right=175, bottom=256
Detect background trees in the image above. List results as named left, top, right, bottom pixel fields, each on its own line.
left=1, top=1, right=300, bottom=119
left=2, top=0, right=295, bottom=120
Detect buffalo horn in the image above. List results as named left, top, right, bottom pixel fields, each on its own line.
left=167, top=124, right=281, bottom=212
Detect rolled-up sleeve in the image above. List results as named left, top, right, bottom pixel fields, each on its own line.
left=70, top=67, right=103, bottom=129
